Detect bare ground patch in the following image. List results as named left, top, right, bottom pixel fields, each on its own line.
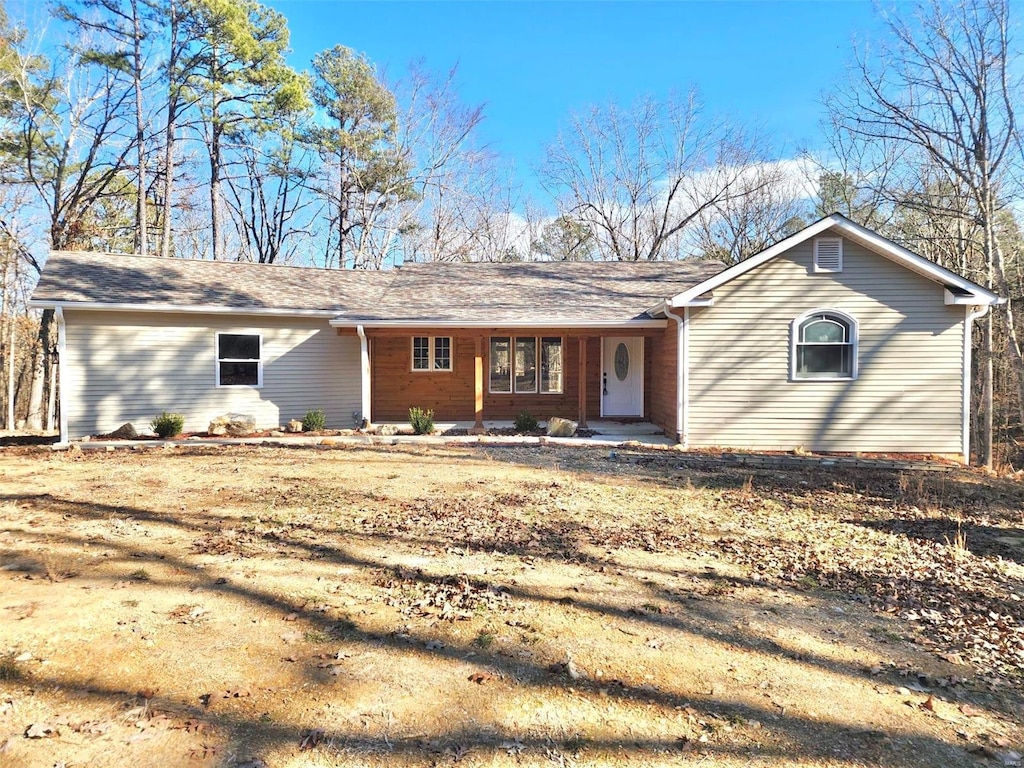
left=0, top=443, right=1022, bottom=767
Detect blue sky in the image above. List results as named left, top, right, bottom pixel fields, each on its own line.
left=268, top=1, right=884, bottom=178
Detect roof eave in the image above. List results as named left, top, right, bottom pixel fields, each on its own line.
left=329, top=317, right=669, bottom=329
left=28, top=299, right=341, bottom=317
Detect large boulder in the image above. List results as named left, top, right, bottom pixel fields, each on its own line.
left=546, top=417, right=578, bottom=438
left=208, top=413, right=257, bottom=437
left=107, top=422, right=137, bottom=440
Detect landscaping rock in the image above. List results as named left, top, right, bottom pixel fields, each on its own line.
left=270, top=430, right=286, bottom=438
left=107, top=422, right=138, bottom=440
left=208, top=413, right=257, bottom=437
left=546, top=417, right=578, bottom=437
left=286, top=419, right=304, bottom=433
left=378, top=424, right=399, bottom=436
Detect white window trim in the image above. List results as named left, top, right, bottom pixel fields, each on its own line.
left=514, top=337, right=538, bottom=394
left=789, top=309, right=859, bottom=382
left=215, top=331, right=263, bottom=388
left=539, top=336, right=565, bottom=395
left=489, top=336, right=512, bottom=394
left=410, top=336, right=452, bottom=372
left=488, top=336, right=564, bottom=395
left=813, top=237, right=843, bottom=273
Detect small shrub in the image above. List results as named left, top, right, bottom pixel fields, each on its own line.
left=151, top=411, right=184, bottom=438
left=302, top=408, right=327, bottom=432
left=409, top=406, right=434, bottom=435
left=0, top=654, right=22, bottom=682
left=513, top=409, right=538, bottom=432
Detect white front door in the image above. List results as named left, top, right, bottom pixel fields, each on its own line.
left=601, top=337, right=643, bottom=417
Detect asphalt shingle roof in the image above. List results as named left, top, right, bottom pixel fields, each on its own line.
left=31, top=251, right=393, bottom=312
left=31, top=251, right=727, bottom=324
left=332, top=260, right=726, bottom=324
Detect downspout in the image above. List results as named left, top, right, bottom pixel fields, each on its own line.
left=665, top=306, right=688, bottom=447
left=54, top=306, right=68, bottom=446
left=963, top=304, right=990, bottom=464
left=357, top=325, right=371, bottom=427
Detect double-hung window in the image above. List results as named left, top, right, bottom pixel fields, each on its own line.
left=791, top=310, right=857, bottom=380
left=411, top=336, right=452, bottom=371
left=490, top=336, right=563, bottom=394
left=217, top=333, right=262, bottom=386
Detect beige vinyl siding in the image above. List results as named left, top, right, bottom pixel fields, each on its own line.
left=62, top=311, right=361, bottom=438
left=687, top=235, right=964, bottom=454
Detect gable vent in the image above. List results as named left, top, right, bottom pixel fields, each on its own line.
left=813, top=237, right=843, bottom=273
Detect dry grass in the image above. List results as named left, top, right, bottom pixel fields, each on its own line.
left=0, top=443, right=1022, bottom=768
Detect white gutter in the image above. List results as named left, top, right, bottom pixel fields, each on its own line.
left=664, top=305, right=688, bottom=447
left=329, top=318, right=668, bottom=329
left=29, top=300, right=339, bottom=318
left=54, top=306, right=68, bottom=446
left=962, top=304, right=990, bottom=464
left=357, top=325, right=371, bottom=426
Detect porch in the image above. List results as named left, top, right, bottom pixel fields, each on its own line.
left=351, top=327, right=678, bottom=435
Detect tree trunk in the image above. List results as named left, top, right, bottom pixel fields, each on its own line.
left=209, top=47, right=222, bottom=261
left=6, top=314, right=14, bottom=431
left=160, top=0, right=179, bottom=259
left=25, top=310, right=52, bottom=431
left=338, top=149, right=347, bottom=269
left=210, top=125, right=221, bottom=260
left=132, top=0, right=147, bottom=255
left=46, top=348, right=57, bottom=432
left=984, top=311, right=994, bottom=469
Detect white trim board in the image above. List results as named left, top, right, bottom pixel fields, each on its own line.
left=667, top=213, right=1001, bottom=308
left=330, top=318, right=668, bottom=329
left=29, top=300, right=340, bottom=318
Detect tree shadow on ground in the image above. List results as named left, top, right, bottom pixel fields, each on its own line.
left=2, top=483, right=1021, bottom=766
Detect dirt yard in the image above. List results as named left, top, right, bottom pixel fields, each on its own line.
left=0, top=443, right=1022, bottom=768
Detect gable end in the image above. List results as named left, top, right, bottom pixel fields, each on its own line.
left=813, top=237, right=843, bottom=273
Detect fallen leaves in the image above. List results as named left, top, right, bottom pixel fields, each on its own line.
left=299, top=727, right=325, bottom=750
left=24, top=722, right=58, bottom=739
left=711, top=492, right=1024, bottom=680
left=376, top=570, right=509, bottom=621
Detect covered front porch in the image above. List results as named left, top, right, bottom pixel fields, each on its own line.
left=336, top=324, right=676, bottom=435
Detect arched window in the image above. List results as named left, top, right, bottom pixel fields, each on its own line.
left=791, top=310, right=858, bottom=380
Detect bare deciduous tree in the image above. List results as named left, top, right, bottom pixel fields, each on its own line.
left=826, top=0, right=1021, bottom=467
left=540, top=92, right=777, bottom=261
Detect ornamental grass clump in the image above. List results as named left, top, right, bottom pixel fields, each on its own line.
left=151, top=411, right=185, bottom=438
left=409, top=407, right=434, bottom=435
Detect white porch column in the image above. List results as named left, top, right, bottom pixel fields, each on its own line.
left=357, top=325, right=371, bottom=426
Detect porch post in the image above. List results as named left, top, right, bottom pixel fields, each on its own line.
left=470, top=335, right=486, bottom=434
left=578, top=336, right=588, bottom=428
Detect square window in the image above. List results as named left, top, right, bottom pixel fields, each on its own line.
left=217, top=333, right=261, bottom=387
left=411, top=336, right=452, bottom=372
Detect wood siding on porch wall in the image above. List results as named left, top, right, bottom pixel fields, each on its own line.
left=370, top=334, right=610, bottom=422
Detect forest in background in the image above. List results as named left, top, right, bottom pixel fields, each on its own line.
left=1, top=0, right=1022, bottom=468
